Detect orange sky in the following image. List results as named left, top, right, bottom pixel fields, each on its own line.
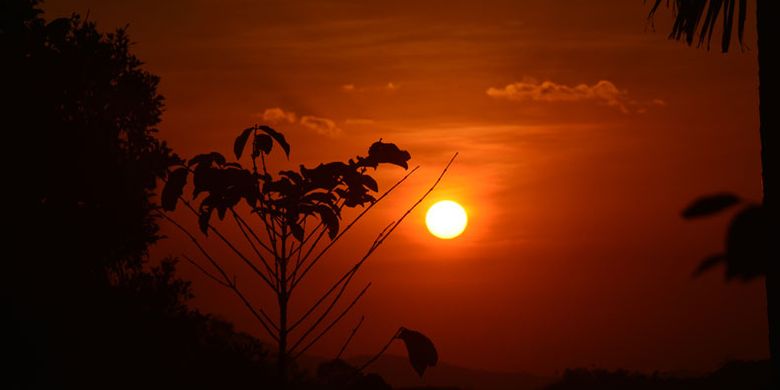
left=47, top=0, right=767, bottom=375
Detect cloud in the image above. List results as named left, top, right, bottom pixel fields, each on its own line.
left=487, top=79, right=662, bottom=114
left=341, top=82, right=399, bottom=93
left=259, top=107, right=297, bottom=123
left=256, top=107, right=342, bottom=137
left=300, top=115, right=342, bottom=137
left=344, top=118, right=375, bottom=125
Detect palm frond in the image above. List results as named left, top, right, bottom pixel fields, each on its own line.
left=648, top=0, right=748, bottom=52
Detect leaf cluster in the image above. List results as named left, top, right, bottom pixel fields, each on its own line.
left=162, top=126, right=411, bottom=242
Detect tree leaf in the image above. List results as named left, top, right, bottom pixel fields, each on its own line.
left=366, top=140, right=411, bottom=169
left=233, top=127, right=254, bottom=159
left=315, top=205, right=340, bottom=239
left=691, top=254, right=725, bottom=277
left=290, top=222, right=304, bottom=242
left=361, top=174, right=378, bottom=192
left=161, top=167, right=188, bottom=211
left=188, top=152, right=226, bottom=168
left=396, top=327, right=437, bottom=377
left=681, top=193, right=740, bottom=219
left=253, top=134, right=273, bottom=156
left=198, top=205, right=213, bottom=235
left=258, top=125, right=290, bottom=157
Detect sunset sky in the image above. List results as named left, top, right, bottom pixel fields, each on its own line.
left=47, top=0, right=767, bottom=375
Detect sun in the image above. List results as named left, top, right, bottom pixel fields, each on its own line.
left=425, top=200, right=468, bottom=239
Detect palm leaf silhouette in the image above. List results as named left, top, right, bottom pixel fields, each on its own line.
left=648, top=0, right=748, bottom=52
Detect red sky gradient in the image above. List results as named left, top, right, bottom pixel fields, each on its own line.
left=47, top=0, right=767, bottom=375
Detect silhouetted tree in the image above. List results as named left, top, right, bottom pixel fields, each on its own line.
left=161, top=127, right=450, bottom=384
left=3, top=1, right=277, bottom=388
left=647, top=0, right=778, bottom=382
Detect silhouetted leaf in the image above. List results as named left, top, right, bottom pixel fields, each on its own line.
left=198, top=206, right=213, bottom=235
left=233, top=127, right=254, bottom=159
left=396, top=327, right=437, bottom=377
left=188, top=152, right=226, bottom=168
left=280, top=170, right=303, bottom=185
left=361, top=174, right=378, bottom=192
left=253, top=134, right=273, bottom=156
left=290, top=222, right=304, bottom=242
left=681, top=193, right=740, bottom=219
left=649, top=0, right=748, bottom=53
left=314, top=205, right=340, bottom=239
left=161, top=168, right=188, bottom=211
left=724, top=205, right=770, bottom=280
left=258, top=125, right=290, bottom=157
left=366, top=140, right=411, bottom=169
left=692, top=254, right=725, bottom=277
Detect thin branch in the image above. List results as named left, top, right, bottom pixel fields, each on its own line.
left=289, top=222, right=329, bottom=286
left=289, top=262, right=357, bottom=333
left=177, top=198, right=276, bottom=290
left=290, top=154, right=457, bottom=330
left=336, top=315, right=364, bottom=360
left=357, top=328, right=401, bottom=372
left=233, top=278, right=280, bottom=333
left=291, top=165, right=420, bottom=290
left=288, top=217, right=321, bottom=258
left=288, top=224, right=385, bottom=334
left=232, top=209, right=275, bottom=255
left=182, top=254, right=229, bottom=288
left=291, top=283, right=372, bottom=358
left=157, top=211, right=279, bottom=340
left=232, top=210, right=277, bottom=286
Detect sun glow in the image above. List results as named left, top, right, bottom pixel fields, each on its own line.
left=425, top=200, right=468, bottom=239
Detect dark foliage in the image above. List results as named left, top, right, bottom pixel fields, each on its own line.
left=162, top=126, right=411, bottom=240
left=681, top=195, right=771, bottom=281
left=681, top=193, right=741, bottom=219
left=545, top=360, right=770, bottom=390
left=397, top=327, right=439, bottom=377
left=648, top=0, right=748, bottom=52
left=3, top=1, right=277, bottom=388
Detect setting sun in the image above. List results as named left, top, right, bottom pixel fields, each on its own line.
left=425, top=200, right=468, bottom=239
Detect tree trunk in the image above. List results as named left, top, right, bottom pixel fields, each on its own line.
left=278, top=293, right=288, bottom=386
left=756, top=0, right=779, bottom=384
left=278, top=231, right=290, bottom=387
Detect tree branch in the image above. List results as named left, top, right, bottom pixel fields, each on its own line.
left=291, top=165, right=420, bottom=290
left=291, top=283, right=372, bottom=358
left=290, top=154, right=457, bottom=330
left=232, top=210, right=277, bottom=286
left=357, top=328, right=401, bottom=372
left=157, top=211, right=279, bottom=340
left=336, top=315, right=364, bottom=360
left=176, top=198, right=277, bottom=290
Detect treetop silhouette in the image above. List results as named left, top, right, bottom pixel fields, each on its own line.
left=161, top=124, right=451, bottom=383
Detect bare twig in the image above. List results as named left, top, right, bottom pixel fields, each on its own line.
left=336, top=315, right=365, bottom=360
left=182, top=254, right=229, bottom=288
left=358, top=328, right=401, bottom=372
left=157, top=211, right=279, bottom=340
left=291, top=165, right=420, bottom=290
left=290, top=154, right=457, bottom=331
left=175, top=198, right=276, bottom=290
left=232, top=210, right=277, bottom=287
left=291, top=283, right=372, bottom=358
left=232, top=209, right=275, bottom=255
